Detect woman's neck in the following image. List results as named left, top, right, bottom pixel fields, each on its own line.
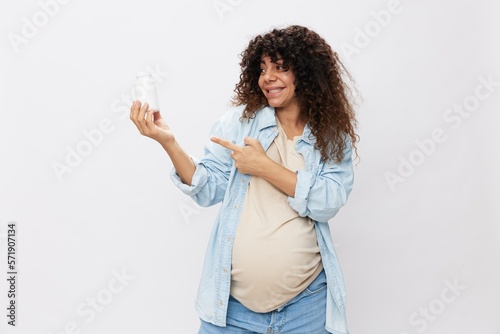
left=275, top=105, right=307, bottom=139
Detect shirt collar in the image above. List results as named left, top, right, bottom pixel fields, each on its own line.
left=253, top=105, right=316, bottom=145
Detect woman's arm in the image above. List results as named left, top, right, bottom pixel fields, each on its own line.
left=210, top=136, right=297, bottom=197
left=161, top=140, right=196, bottom=185
left=211, top=134, right=354, bottom=222
left=131, top=102, right=241, bottom=207
left=130, top=101, right=196, bottom=185
left=288, top=142, right=354, bottom=222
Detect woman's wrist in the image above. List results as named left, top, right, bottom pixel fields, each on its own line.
left=159, top=136, right=177, bottom=152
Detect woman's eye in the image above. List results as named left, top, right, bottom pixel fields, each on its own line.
left=260, top=68, right=266, bottom=74
left=277, top=65, right=289, bottom=71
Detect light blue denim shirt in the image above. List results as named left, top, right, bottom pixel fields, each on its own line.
left=171, top=105, right=354, bottom=334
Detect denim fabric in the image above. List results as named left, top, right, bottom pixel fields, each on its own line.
left=198, top=270, right=330, bottom=334
left=171, top=105, right=354, bottom=334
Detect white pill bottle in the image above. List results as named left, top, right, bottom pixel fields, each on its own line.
left=134, top=72, right=160, bottom=111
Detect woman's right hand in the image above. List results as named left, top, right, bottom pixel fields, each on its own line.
left=130, top=101, right=175, bottom=145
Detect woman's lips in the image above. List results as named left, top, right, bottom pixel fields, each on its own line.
left=266, top=87, right=284, bottom=97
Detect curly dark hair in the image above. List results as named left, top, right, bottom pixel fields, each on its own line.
left=232, top=25, right=358, bottom=163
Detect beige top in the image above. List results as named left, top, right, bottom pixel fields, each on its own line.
left=230, top=117, right=323, bottom=313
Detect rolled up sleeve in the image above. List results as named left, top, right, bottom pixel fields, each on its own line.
left=288, top=141, right=354, bottom=223
left=170, top=156, right=208, bottom=197
left=169, top=108, right=242, bottom=207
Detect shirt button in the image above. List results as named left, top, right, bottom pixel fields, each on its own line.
left=233, top=205, right=238, bottom=209
left=222, top=267, right=227, bottom=273
left=226, top=236, right=230, bottom=241
left=219, top=300, right=224, bottom=306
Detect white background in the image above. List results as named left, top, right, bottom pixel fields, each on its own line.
left=1, top=0, right=499, bottom=333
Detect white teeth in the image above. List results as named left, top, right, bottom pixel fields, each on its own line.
left=268, top=88, right=283, bottom=93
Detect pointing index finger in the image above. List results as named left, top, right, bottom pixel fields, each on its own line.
left=210, top=137, right=241, bottom=151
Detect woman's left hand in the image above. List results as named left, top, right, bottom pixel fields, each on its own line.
left=211, top=136, right=268, bottom=176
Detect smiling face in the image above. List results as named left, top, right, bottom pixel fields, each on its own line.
left=258, top=55, right=299, bottom=112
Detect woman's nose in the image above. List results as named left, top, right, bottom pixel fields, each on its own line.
left=263, top=69, right=277, bottom=82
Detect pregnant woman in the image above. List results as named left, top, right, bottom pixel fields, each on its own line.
left=130, top=25, right=358, bottom=334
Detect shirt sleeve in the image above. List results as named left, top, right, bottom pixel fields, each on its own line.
left=287, top=138, right=354, bottom=223
left=170, top=109, right=240, bottom=207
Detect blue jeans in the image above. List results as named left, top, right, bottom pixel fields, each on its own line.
left=198, top=270, right=330, bottom=334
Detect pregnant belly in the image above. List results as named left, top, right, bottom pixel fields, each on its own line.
left=230, top=216, right=322, bottom=312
